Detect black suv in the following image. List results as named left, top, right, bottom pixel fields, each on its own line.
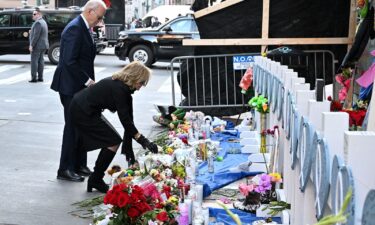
left=114, top=15, right=200, bottom=66
left=0, top=7, right=107, bottom=64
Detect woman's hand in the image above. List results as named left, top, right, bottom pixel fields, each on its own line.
left=136, top=134, right=158, bottom=153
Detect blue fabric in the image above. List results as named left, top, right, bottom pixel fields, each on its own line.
left=197, top=131, right=263, bottom=198
left=208, top=208, right=282, bottom=225
left=359, top=83, right=373, bottom=101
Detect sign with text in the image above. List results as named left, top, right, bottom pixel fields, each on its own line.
left=233, top=55, right=255, bottom=70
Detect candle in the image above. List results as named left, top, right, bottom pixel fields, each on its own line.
left=195, top=184, right=203, bottom=204
left=185, top=199, right=192, bottom=224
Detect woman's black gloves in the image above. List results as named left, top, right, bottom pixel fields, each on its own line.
left=136, top=135, right=158, bottom=153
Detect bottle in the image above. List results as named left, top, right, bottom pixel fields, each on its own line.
left=205, top=120, right=211, bottom=139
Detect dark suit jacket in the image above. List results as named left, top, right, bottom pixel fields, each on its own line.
left=29, top=17, right=49, bottom=50
left=51, top=15, right=96, bottom=96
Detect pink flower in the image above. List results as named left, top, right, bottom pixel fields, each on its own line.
left=239, top=183, right=255, bottom=196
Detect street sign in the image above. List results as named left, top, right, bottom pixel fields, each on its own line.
left=233, top=55, right=255, bottom=70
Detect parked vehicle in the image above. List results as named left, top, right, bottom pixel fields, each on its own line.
left=114, top=15, right=200, bottom=66
left=142, top=5, right=193, bottom=28
left=0, top=7, right=107, bottom=64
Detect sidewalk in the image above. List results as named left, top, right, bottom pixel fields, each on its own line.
left=0, top=64, right=170, bottom=225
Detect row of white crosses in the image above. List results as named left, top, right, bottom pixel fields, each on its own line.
left=251, top=55, right=375, bottom=225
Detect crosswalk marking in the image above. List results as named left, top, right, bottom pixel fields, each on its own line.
left=0, top=67, right=55, bottom=85
left=0, top=66, right=106, bottom=85
left=0, top=65, right=23, bottom=73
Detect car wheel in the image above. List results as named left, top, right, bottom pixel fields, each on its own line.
left=48, top=42, right=60, bottom=65
left=129, top=45, right=154, bottom=67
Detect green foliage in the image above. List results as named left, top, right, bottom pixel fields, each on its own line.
left=314, top=188, right=352, bottom=225
left=248, top=95, right=269, bottom=114
left=261, top=201, right=291, bottom=216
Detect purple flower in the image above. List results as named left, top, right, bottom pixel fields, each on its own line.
left=255, top=174, right=272, bottom=194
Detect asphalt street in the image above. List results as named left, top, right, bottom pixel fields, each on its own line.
left=0, top=49, right=173, bottom=225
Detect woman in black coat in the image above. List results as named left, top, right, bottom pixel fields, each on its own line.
left=70, top=61, right=158, bottom=193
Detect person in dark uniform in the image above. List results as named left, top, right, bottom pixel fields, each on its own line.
left=70, top=61, right=158, bottom=193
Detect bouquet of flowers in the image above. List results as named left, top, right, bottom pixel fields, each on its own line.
left=102, top=183, right=179, bottom=225
left=248, top=95, right=269, bottom=114
left=234, top=173, right=282, bottom=213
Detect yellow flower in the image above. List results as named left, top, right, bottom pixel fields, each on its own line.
left=269, top=173, right=282, bottom=182
left=150, top=169, right=158, bottom=176
left=167, top=195, right=179, bottom=205
left=262, top=103, right=268, bottom=112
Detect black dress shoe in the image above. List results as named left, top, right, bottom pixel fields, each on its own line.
left=28, top=79, right=37, bottom=83
left=57, top=169, right=84, bottom=182
left=75, top=166, right=92, bottom=177
left=37, top=78, right=44, bottom=82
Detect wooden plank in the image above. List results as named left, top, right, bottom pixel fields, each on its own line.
left=347, top=0, right=357, bottom=50
left=183, top=37, right=353, bottom=46
left=261, top=0, right=270, bottom=53
left=194, top=0, right=244, bottom=19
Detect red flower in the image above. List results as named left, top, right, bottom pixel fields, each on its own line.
left=156, top=211, right=169, bottom=222
left=117, top=192, right=129, bottom=208
left=127, top=207, right=140, bottom=218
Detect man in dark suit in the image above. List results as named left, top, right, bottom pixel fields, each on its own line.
left=51, top=0, right=107, bottom=182
left=29, top=8, right=49, bottom=83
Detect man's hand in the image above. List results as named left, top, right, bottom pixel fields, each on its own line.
left=86, top=79, right=95, bottom=87
left=29, top=46, right=33, bottom=52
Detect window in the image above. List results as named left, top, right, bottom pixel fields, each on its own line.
left=0, top=14, right=11, bottom=27
left=169, top=19, right=193, bottom=33
left=19, top=14, right=33, bottom=27
left=44, top=13, right=78, bottom=27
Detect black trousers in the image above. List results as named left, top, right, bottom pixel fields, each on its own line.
left=58, top=94, right=87, bottom=171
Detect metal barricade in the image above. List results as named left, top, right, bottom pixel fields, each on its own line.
left=268, top=50, right=337, bottom=97
left=170, top=53, right=258, bottom=116
left=170, top=50, right=337, bottom=116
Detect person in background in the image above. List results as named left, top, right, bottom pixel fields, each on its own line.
left=70, top=61, right=158, bottom=193
left=136, top=18, right=143, bottom=28
left=151, top=17, right=161, bottom=28
left=130, top=17, right=137, bottom=29
left=51, top=0, right=107, bottom=182
left=29, top=7, right=49, bottom=83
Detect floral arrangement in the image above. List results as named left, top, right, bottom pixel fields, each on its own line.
left=234, top=173, right=282, bottom=213
left=335, top=68, right=352, bottom=102
left=327, top=96, right=367, bottom=130
left=260, top=126, right=279, bottom=137
left=248, top=95, right=269, bottom=114
left=102, top=183, right=179, bottom=225
left=103, top=184, right=153, bottom=224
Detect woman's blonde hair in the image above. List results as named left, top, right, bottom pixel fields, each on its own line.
left=112, top=61, right=151, bottom=88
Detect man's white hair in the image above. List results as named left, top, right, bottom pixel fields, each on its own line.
left=83, top=0, right=107, bottom=11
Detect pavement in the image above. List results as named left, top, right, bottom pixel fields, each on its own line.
left=0, top=50, right=171, bottom=225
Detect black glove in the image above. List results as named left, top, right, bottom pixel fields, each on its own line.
left=136, top=135, right=158, bottom=153
left=146, top=142, right=158, bottom=153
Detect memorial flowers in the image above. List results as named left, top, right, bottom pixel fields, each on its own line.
left=234, top=173, right=282, bottom=213
left=248, top=95, right=269, bottom=153
left=101, top=183, right=179, bottom=225
left=103, top=184, right=153, bottom=225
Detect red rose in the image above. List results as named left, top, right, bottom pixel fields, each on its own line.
left=117, top=193, right=129, bottom=208
left=127, top=207, right=140, bottom=218
left=156, top=211, right=169, bottom=222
